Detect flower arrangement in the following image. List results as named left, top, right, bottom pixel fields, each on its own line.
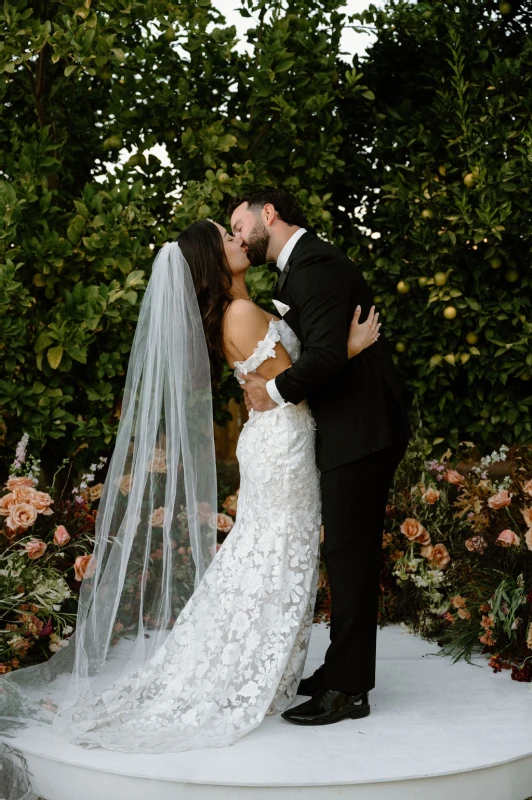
left=0, top=437, right=102, bottom=672
left=379, top=436, right=532, bottom=681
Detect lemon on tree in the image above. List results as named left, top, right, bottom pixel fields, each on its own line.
left=396, top=280, right=410, bottom=294
left=499, top=2, right=512, bottom=14
left=489, top=256, right=502, bottom=269
left=434, top=272, right=447, bottom=286
left=505, top=269, right=519, bottom=283
left=466, top=332, right=479, bottom=345
left=443, top=306, right=457, bottom=320
left=418, top=276, right=428, bottom=287
left=463, top=173, right=476, bottom=188
left=420, top=209, right=434, bottom=219
left=395, top=342, right=407, bottom=353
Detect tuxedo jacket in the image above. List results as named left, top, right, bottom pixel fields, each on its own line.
left=273, top=231, right=412, bottom=472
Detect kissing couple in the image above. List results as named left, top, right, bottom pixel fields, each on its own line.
left=1, top=186, right=411, bottom=753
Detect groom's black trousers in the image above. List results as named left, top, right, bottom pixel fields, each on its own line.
left=320, top=438, right=408, bottom=695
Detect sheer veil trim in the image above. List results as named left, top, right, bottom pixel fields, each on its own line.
left=0, top=242, right=217, bottom=736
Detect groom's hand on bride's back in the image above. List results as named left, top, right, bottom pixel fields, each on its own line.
left=239, top=372, right=277, bottom=412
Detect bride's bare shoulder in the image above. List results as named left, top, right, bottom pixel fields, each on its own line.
left=223, top=300, right=272, bottom=354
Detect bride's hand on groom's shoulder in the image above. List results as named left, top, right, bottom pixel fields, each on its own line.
left=239, top=372, right=277, bottom=412
left=347, top=305, right=381, bottom=359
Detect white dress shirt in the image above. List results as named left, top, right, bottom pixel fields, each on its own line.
left=265, top=228, right=307, bottom=407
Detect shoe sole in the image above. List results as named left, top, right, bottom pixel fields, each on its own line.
left=282, top=706, right=370, bottom=726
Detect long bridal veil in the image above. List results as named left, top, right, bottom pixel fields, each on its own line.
left=0, top=242, right=217, bottom=739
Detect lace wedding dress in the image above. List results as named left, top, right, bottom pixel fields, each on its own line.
left=61, top=318, right=321, bottom=753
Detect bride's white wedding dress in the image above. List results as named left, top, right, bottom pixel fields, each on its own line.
left=62, top=318, right=321, bottom=753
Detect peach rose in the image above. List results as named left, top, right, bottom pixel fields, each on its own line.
left=222, top=493, right=239, bottom=516
left=217, top=513, right=234, bottom=534
left=481, top=613, right=494, bottom=630
left=443, top=469, right=464, bottom=486
left=5, top=477, right=37, bottom=492
left=523, top=479, right=532, bottom=497
left=522, top=507, right=532, bottom=528
left=0, top=492, right=18, bottom=516
left=525, top=529, right=532, bottom=551
left=74, top=554, right=96, bottom=581
left=53, top=525, right=71, bottom=546
left=450, top=595, right=466, bottom=609
left=420, top=544, right=433, bottom=560
left=488, top=490, right=512, bottom=509
left=150, top=506, right=166, bottom=527
left=496, top=529, right=520, bottom=547
left=527, top=623, right=532, bottom=651
left=427, top=543, right=451, bottom=568
left=24, top=539, right=47, bottom=559
left=88, top=483, right=104, bottom=502
left=390, top=549, right=405, bottom=561
left=457, top=608, right=471, bottom=620
left=400, top=518, right=431, bottom=545
left=382, top=532, right=393, bottom=548
left=423, top=487, right=440, bottom=504
left=118, top=474, right=131, bottom=496
left=148, top=448, right=167, bottom=473
left=9, top=635, right=31, bottom=654
left=29, top=490, right=54, bottom=515
left=6, top=503, right=38, bottom=532
left=465, top=535, right=487, bottom=553
left=479, top=630, right=495, bottom=647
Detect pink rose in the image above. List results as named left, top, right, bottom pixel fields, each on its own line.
left=0, top=492, right=18, bottom=516
left=427, top=543, right=451, bottom=568
left=149, top=507, right=166, bottom=527
left=74, top=554, right=96, bottom=581
left=53, top=525, right=71, bottom=546
left=522, top=507, right=532, bottom=528
left=217, top=513, right=234, bottom=534
left=443, top=469, right=464, bottom=486
left=6, top=503, right=38, bottom=532
left=496, top=529, right=520, bottom=547
left=465, top=535, right=487, bottom=553
left=24, top=539, right=47, bottom=560
left=5, top=477, right=37, bottom=492
left=222, top=493, right=239, bottom=516
left=523, top=479, right=532, bottom=497
left=525, top=529, right=532, bottom=551
left=400, top=517, right=431, bottom=545
left=197, top=501, right=216, bottom=526
left=423, top=487, right=440, bottom=504
left=29, top=490, right=54, bottom=515
left=488, top=490, right=512, bottom=509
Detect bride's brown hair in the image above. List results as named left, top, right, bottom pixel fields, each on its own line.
left=177, top=220, right=233, bottom=383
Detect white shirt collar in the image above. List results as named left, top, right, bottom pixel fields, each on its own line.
left=276, top=228, right=307, bottom=272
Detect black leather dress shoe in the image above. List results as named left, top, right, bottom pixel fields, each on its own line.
left=282, top=688, right=370, bottom=726
left=297, top=665, right=324, bottom=696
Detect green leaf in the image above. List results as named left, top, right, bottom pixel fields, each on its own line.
left=275, top=60, right=295, bottom=73
left=64, top=65, right=77, bottom=77
left=47, top=345, right=64, bottom=370
left=34, top=333, right=54, bottom=353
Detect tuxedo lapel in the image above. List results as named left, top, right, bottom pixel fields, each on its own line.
left=274, top=230, right=316, bottom=299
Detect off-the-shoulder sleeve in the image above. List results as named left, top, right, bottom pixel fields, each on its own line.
left=233, top=320, right=281, bottom=382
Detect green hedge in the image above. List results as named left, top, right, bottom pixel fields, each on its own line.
left=1, top=0, right=531, bottom=476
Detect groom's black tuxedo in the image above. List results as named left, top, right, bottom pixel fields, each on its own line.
left=274, top=231, right=411, bottom=472
left=273, top=230, right=411, bottom=695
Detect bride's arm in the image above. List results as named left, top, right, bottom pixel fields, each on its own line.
left=223, top=299, right=292, bottom=380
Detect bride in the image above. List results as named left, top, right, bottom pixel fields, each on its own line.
left=0, top=220, right=379, bottom=754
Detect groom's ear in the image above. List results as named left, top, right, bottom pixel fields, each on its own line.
left=262, top=203, right=277, bottom=227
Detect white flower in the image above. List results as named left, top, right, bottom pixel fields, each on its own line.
left=238, top=681, right=260, bottom=698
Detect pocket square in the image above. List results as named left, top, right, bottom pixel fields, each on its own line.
left=272, top=299, right=290, bottom=317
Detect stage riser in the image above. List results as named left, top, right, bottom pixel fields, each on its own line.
left=24, top=752, right=532, bottom=800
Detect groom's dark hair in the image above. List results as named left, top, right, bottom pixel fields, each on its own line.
left=229, top=186, right=309, bottom=228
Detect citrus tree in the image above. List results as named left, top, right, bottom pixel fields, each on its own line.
left=337, top=0, right=532, bottom=449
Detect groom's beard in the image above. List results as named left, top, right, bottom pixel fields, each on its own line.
left=245, top=220, right=270, bottom=267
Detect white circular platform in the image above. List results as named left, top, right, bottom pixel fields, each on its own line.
left=3, top=623, right=532, bottom=800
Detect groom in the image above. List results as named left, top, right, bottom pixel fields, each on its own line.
left=230, top=187, right=411, bottom=726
